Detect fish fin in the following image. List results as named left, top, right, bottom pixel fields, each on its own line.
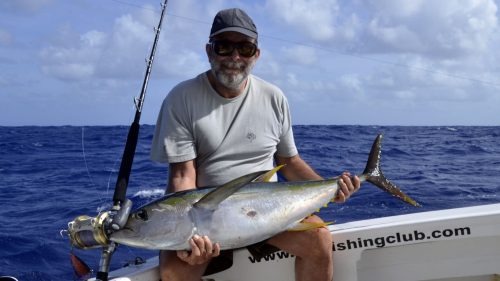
left=363, top=134, right=421, bottom=207
left=193, top=170, right=270, bottom=210
left=252, top=165, right=286, bottom=182
left=312, top=201, right=333, bottom=214
left=287, top=221, right=333, bottom=232
left=70, top=252, right=92, bottom=279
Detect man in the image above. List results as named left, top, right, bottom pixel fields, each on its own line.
left=150, top=8, right=360, bottom=281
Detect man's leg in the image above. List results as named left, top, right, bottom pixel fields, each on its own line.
left=267, top=215, right=333, bottom=281
left=159, top=250, right=208, bottom=281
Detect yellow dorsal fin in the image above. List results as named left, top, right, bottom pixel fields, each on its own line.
left=253, top=165, right=286, bottom=182
left=287, top=221, right=333, bottom=232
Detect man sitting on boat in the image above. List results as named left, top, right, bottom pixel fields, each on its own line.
left=150, top=8, right=360, bottom=281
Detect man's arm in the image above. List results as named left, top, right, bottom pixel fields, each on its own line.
left=275, top=154, right=323, bottom=181
left=167, top=160, right=197, bottom=193
left=275, top=154, right=360, bottom=203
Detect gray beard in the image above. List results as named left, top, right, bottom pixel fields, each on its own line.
left=210, top=59, right=255, bottom=90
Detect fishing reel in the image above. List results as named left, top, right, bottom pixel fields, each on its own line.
left=67, top=199, right=132, bottom=249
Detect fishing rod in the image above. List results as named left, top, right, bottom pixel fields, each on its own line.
left=112, top=0, right=167, bottom=208
left=66, top=1, right=168, bottom=280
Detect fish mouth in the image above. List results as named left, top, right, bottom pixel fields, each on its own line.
left=109, top=227, right=138, bottom=243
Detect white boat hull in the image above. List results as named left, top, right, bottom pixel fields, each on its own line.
left=99, top=203, right=500, bottom=281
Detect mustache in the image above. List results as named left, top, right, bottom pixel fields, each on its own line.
left=220, top=60, right=245, bottom=69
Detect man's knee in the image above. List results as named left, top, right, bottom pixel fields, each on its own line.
left=285, top=227, right=332, bottom=260
left=308, top=227, right=333, bottom=258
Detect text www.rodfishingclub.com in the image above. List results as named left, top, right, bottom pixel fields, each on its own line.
left=247, top=226, right=471, bottom=263
left=333, top=226, right=471, bottom=251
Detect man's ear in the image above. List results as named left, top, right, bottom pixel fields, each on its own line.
left=254, top=48, right=261, bottom=59
left=206, top=43, right=213, bottom=59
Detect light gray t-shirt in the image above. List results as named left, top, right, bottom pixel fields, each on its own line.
left=150, top=72, right=298, bottom=187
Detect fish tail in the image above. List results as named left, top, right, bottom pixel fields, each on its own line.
left=363, top=134, right=421, bottom=207
left=70, top=252, right=92, bottom=279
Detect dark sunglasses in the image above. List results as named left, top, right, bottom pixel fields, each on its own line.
left=210, top=40, right=257, bottom=58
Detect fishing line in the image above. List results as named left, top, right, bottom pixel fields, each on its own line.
left=102, top=105, right=137, bottom=211
left=109, top=0, right=156, bottom=12
left=260, top=35, right=500, bottom=89
left=82, top=126, right=110, bottom=210
left=109, top=0, right=209, bottom=25
left=81, top=126, right=96, bottom=188
left=105, top=153, right=121, bottom=203
left=81, top=126, right=124, bottom=212
left=107, top=0, right=500, bottom=89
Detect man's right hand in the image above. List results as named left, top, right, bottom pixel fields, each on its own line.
left=177, top=235, right=221, bottom=265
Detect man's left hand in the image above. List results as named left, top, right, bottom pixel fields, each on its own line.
left=335, top=172, right=360, bottom=203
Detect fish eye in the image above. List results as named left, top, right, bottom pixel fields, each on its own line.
left=133, top=209, right=149, bottom=221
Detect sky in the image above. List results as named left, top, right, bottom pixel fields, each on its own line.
left=1, top=0, right=500, bottom=126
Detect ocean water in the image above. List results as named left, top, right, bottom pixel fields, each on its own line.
left=1, top=125, right=499, bottom=280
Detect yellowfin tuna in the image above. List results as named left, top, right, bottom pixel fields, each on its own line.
left=109, top=134, right=420, bottom=250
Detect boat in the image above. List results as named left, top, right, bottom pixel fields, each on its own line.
left=94, top=202, right=500, bottom=281
left=66, top=2, right=500, bottom=281
left=0, top=277, right=18, bottom=281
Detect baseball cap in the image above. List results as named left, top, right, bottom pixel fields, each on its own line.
left=209, top=8, right=258, bottom=39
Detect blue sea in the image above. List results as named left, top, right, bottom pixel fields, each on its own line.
left=1, top=125, right=499, bottom=280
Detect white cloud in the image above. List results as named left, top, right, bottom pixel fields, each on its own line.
left=283, top=45, right=317, bottom=65
left=39, top=30, right=106, bottom=81
left=265, top=0, right=339, bottom=41
left=157, top=49, right=207, bottom=79
left=366, top=0, right=424, bottom=18
left=286, top=73, right=299, bottom=87
left=394, top=90, right=416, bottom=100
left=41, top=63, right=94, bottom=81
left=362, top=0, right=499, bottom=57
left=339, top=74, right=363, bottom=95
left=3, top=0, right=500, bottom=126
left=253, top=49, right=282, bottom=79
left=38, top=7, right=209, bottom=83
left=367, top=19, right=424, bottom=53
left=81, top=30, right=107, bottom=48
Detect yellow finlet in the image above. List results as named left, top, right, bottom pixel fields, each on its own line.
left=253, top=165, right=286, bottom=182
left=313, top=201, right=335, bottom=214
left=287, top=221, right=333, bottom=232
